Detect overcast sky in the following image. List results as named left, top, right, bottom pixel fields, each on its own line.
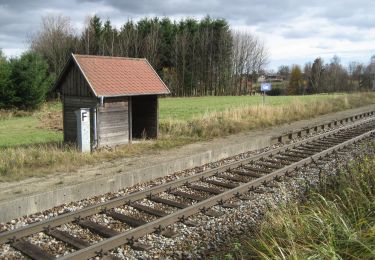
left=1, top=0, right=374, bottom=70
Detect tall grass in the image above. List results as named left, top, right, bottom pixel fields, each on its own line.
left=160, top=93, right=374, bottom=139
left=159, top=93, right=344, bottom=121
left=0, top=138, right=193, bottom=181
left=226, top=147, right=375, bottom=259
left=1, top=93, right=375, bottom=181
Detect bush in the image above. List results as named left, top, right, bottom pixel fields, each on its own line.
left=266, top=88, right=283, bottom=96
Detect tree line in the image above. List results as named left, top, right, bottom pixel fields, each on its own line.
left=284, top=55, right=375, bottom=95
left=1, top=14, right=374, bottom=110
left=31, top=15, right=268, bottom=97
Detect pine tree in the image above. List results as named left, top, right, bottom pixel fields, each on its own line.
left=0, top=50, right=14, bottom=108
left=10, top=52, right=53, bottom=110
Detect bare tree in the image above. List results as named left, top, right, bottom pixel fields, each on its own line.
left=231, top=31, right=268, bottom=95
left=371, top=55, right=375, bottom=89
left=31, top=15, right=77, bottom=76
left=142, top=21, right=161, bottom=68
left=353, top=63, right=365, bottom=89
left=325, top=55, right=349, bottom=92
left=278, top=65, right=290, bottom=80
left=308, top=57, right=324, bottom=93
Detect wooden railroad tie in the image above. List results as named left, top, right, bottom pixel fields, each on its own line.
left=148, top=195, right=189, bottom=209
left=11, top=239, right=55, bottom=260
left=107, top=211, right=147, bottom=228
left=77, top=220, right=120, bottom=238
left=130, top=203, right=168, bottom=218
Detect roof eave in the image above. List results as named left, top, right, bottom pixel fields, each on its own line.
left=98, top=91, right=170, bottom=98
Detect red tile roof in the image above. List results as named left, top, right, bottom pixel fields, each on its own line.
left=72, top=54, right=170, bottom=97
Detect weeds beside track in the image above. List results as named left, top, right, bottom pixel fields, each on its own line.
left=224, top=143, right=375, bottom=259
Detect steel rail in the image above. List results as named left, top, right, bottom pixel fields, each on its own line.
left=1, top=116, right=374, bottom=245
left=60, top=126, right=375, bottom=260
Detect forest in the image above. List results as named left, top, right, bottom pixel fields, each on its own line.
left=31, top=15, right=268, bottom=97
left=0, top=15, right=374, bottom=110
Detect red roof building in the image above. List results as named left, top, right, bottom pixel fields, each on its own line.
left=71, top=54, right=170, bottom=97
left=55, top=54, right=170, bottom=148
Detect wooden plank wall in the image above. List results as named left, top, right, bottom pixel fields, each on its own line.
left=63, top=96, right=98, bottom=143
left=132, top=95, right=158, bottom=139
left=98, top=97, right=129, bottom=147
left=61, top=64, right=94, bottom=97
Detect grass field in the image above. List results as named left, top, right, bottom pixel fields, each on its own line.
left=0, top=102, right=62, bottom=148
left=0, top=117, right=62, bottom=147
left=1, top=92, right=375, bottom=181
left=159, top=94, right=336, bottom=120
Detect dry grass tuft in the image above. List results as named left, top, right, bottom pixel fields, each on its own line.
left=0, top=109, right=34, bottom=120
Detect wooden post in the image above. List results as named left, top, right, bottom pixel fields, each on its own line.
left=96, top=106, right=101, bottom=148
left=156, top=96, right=159, bottom=138
left=62, top=96, right=66, bottom=142
left=128, top=96, right=132, bottom=144
left=263, top=91, right=265, bottom=105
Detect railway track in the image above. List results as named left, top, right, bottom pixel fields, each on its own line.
left=2, top=116, right=375, bottom=259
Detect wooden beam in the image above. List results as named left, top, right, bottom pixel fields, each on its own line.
left=156, top=96, right=159, bottom=138
left=129, top=96, right=132, bottom=144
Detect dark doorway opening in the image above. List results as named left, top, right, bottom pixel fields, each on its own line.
left=131, top=95, right=158, bottom=139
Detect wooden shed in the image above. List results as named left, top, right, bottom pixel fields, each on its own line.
left=54, top=54, right=170, bottom=148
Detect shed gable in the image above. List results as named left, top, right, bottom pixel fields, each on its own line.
left=60, top=61, right=95, bottom=98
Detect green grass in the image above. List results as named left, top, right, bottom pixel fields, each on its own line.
left=0, top=117, right=62, bottom=148
left=223, top=144, right=375, bottom=259
left=0, top=101, right=63, bottom=148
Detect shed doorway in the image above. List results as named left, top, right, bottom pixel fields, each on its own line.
left=131, top=95, right=158, bottom=139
